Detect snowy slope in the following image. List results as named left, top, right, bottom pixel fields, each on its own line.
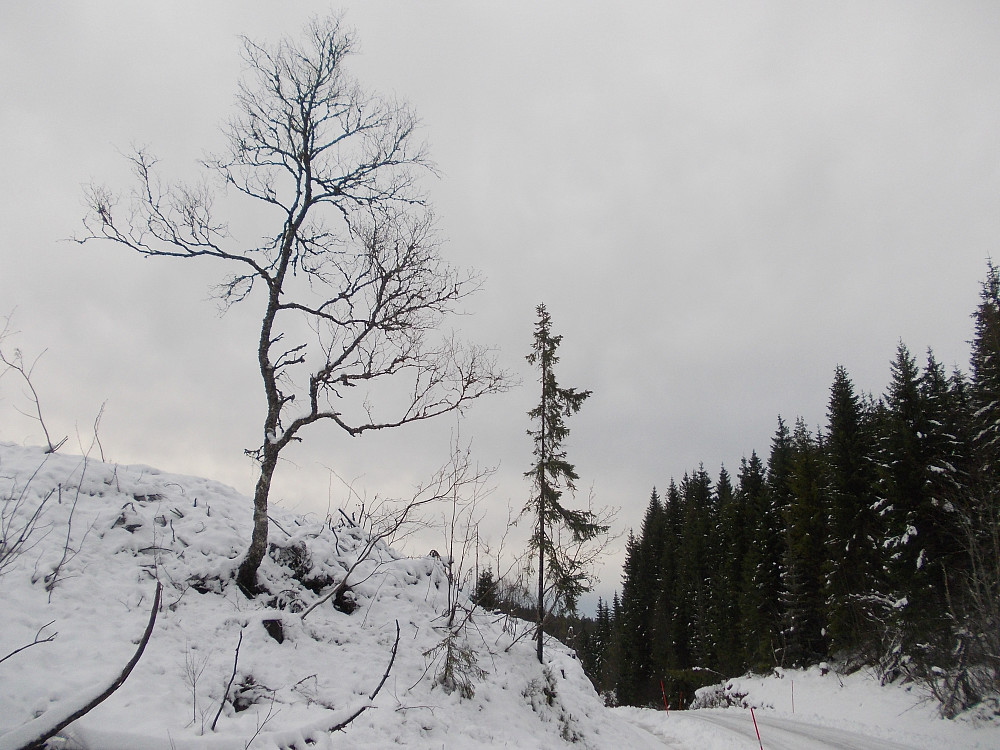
left=0, top=443, right=664, bottom=750
left=3, top=442, right=998, bottom=750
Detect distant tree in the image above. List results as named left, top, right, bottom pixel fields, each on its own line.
left=523, top=303, right=608, bottom=664
left=78, top=15, right=508, bottom=594
left=471, top=567, right=499, bottom=611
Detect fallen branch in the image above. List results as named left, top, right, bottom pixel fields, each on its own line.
left=0, top=582, right=162, bottom=750
left=328, top=620, right=400, bottom=733
left=326, top=620, right=399, bottom=733
left=210, top=628, right=243, bottom=732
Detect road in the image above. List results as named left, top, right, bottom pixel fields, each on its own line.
left=688, top=710, right=924, bottom=750
left=622, top=708, right=931, bottom=750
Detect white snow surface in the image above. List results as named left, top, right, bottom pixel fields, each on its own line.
left=1, top=442, right=997, bottom=749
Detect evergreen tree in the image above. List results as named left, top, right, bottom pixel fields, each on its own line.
left=919, top=351, right=971, bottom=586
left=878, top=342, right=951, bottom=664
left=524, top=303, right=606, bottom=664
left=941, top=263, right=1000, bottom=710
left=678, top=466, right=716, bottom=667
left=970, top=259, right=1000, bottom=480
left=472, top=567, right=499, bottom=611
left=604, top=592, right=625, bottom=703
left=603, top=266, right=1000, bottom=711
left=780, top=419, right=828, bottom=666
left=740, top=422, right=790, bottom=669
left=650, top=481, right=684, bottom=683
left=590, top=596, right=612, bottom=688
left=823, top=365, right=882, bottom=657
left=618, top=491, right=665, bottom=704
left=712, top=465, right=748, bottom=674
left=736, top=451, right=769, bottom=667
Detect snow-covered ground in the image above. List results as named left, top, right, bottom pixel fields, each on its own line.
left=621, top=666, right=1000, bottom=749
left=2, top=442, right=997, bottom=749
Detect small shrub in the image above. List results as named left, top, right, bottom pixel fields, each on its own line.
left=690, top=683, right=749, bottom=710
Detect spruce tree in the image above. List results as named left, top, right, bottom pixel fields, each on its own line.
left=713, top=465, right=748, bottom=675
left=878, top=342, right=952, bottom=665
left=651, top=481, right=683, bottom=685
left=970, top=259, right=1000, bottom=479
left=618, top=488, right=673, bottom=705
left=678, top=467, right=716, bottom=667
left=524, top=303, right=606, bottom=664
left=472, top=567, right=499, bottom=611
left=919, top=351, right=971, bottom=588
left=617, top=531, right=646, bottom=704
left=824, top=365, right=882, bottom=658
left=954, top=261, right=1000, bottom=711
left=740, top=422, right=790, bottom=669
left=780, top=419, right=828, bottom=666
left=736, top=451, right=771, bottom=667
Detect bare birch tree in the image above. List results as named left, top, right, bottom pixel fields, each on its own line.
left=77, top=15, right=507, bottom=594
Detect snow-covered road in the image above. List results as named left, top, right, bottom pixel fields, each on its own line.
left=683, top=710, right=924, bottom=750
left=617, top=707, right=937, bottom=750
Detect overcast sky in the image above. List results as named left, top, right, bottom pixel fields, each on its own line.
left=2, top=1, right=999, bottom=606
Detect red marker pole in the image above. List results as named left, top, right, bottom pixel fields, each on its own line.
left=660, top=680, right=669, bottom=715
left=791, top=679, right=795, bottom=714
left=751, top=707, right=764, bottom=750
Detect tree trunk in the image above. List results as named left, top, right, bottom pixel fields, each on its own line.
left=237, top=254, right=286, bottom=596
left=537, top=499, right=544, bottom=664
left=236, top=446, right=278, bottom=595
left=536, top=358, right=548, bottom=665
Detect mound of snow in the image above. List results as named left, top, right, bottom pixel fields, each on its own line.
left=0, top=444, right=664, bottom=750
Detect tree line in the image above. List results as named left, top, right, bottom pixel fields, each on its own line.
left=572, top=262, right=1000, bottom=716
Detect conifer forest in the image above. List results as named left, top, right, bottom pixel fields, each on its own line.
left=552, top=261, right=1000, bottom=716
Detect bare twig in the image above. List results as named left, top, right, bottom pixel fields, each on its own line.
left=0, top=460, right=56, bottom=578
left=302, top=453, right=489, bottom=620
left=45, top=472, right=88, bottom=602
left=242, top=691, right=278, bottom=750
left=0, top=315, right=66, bottom=454
left=0, top=621, right=57, bottom=667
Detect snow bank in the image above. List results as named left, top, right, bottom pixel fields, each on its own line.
left=0, top=444, right=663, bottom=750
left=619, top=664, right=1000, bottom=750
